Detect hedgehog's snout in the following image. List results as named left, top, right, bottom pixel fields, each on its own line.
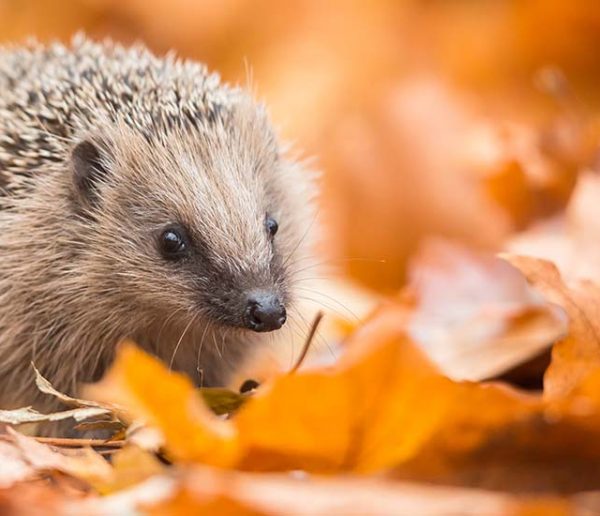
left=242, top=290, right=287, bottom=332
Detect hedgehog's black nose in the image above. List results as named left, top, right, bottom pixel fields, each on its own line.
left=244, top=293, right=286, bottom=332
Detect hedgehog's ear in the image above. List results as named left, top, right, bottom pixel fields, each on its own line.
left=71, top=139, right=110, bottom=207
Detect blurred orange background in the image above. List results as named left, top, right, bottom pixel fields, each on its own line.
left=2, top=0, right=599, bottom=291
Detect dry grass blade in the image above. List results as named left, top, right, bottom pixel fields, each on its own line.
left=33, top=437, right=125, bottom=449
left=289, top=311, right=324, bottom=374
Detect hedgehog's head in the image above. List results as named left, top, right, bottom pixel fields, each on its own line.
left=69, top=99, right=315, bottom=338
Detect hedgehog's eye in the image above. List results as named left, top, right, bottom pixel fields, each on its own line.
left=265, top=216, right=278, bottom=239
left=159, top=225, right=189, bottom=260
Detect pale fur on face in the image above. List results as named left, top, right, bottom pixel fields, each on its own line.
left=0, top=37, right=317, bottom=416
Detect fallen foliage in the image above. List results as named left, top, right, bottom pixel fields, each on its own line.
left=3, top=245, right=600, bottom=511
left=506, top=255, right=600, bottom=401
left=5, top=276, right=600, bottom=511
left=2, top=1, right=600, bottom=514
left=407, top=239, right=567, bottom=382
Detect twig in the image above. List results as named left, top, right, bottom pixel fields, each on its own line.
left=97, top=448, right=120, bottom=456
left=34, top=437, right=125, bottom=448
left=289, top=311, right=324, bottom=374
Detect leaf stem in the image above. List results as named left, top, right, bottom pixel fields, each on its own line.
left=289, top=311, right=324, bottom=374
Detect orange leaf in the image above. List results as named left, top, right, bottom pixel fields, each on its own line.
left=79, top=310, right=541, bottom=477
left=407, top=239, right=567, bottom=382
left=232, top=303, right=458, bottom=473
left=85, top=299, right=600, bottom=491
left=144, top=466, right=519, bottom=516
left=506, top=255, right=600, bottom=400
left=86, top=342, right=239, bottom=467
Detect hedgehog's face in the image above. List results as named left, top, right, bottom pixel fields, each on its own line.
left=70, top=106, right=314, bottom=336
left=153, top=213, right=285, bottom=332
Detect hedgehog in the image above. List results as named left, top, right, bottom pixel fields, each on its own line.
left=0, top=36, right=316, bottom=420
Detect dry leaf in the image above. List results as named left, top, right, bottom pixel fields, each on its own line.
left=505, top=255, right=600, bottom=400
left=234, top=305, right=454, bottom=473
left=70, top=475, right=176, bottom=516
left=98, top=445, right=165, bottom=494
left=407, top=239, right=567, bottom=381
left=145, top=467, right=517, bottom=516
left=85, top=305, right=600, bottom=496
left=0, top=479, right=86, bottom=516
left=87, top=316, right=454, bottom=474
left=33, top=365, right=110, bottom=410
left=2, top=2, right=600, bottom=512
left=199, top=388, right=249, bottom=416
left=0, top=367, right=120, bottom=429
left=0, top=406, right=111, bottom=425
left=86, top=341, right=240, bottom=467
left=0, top=441, right=35, bottom=489
left=127, top=424, right=164, bottom=453
left=8, top=429, right=112, bottom=488
left=508, top=172, right=600, bottom=284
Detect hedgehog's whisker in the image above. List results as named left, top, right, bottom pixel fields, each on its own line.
left=157, top=307, right=185, bottom=348
left=295, top=288, right=360, bottom=322
left=295, top=297, right=353, bottom=330
left=285, top=319, right=296, bottom=370
left=220, top=327, right=231, bottom=359
left=281, top=315, right=309, bottom=369
left=169, top=314, right=197, bottom=371
left=212, top=331, right=222, bottom=360
left=196, top=320, right=212, bottom=385
left=289, top=256, right=388, bottom=271
left=281, top=209, right=320, bottom=269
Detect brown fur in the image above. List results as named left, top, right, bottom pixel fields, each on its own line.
left=0, top=36, right=316, bottom=417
